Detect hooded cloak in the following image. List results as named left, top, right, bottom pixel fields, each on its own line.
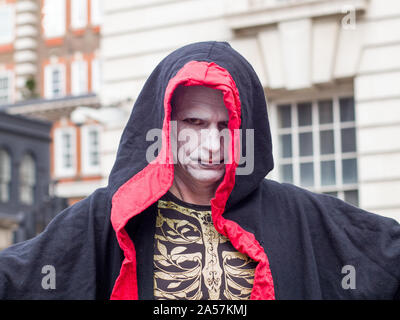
left=0, top=41, right=399, bottom=300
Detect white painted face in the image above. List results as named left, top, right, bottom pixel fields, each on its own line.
left=171, top=85, right=230, bottom=185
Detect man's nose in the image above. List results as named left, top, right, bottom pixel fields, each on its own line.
left=202, top=128, right=221, bottom=154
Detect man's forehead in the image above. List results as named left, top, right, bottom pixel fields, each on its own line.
left=173, top=85, right=224, bottom=105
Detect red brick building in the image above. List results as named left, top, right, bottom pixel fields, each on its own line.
left=0, top=0, right=104, bottom=206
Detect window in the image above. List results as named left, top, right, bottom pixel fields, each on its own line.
left=42, top=0, right=66, bottom=38
left=0, top=149, right=11, bottom=203
left=71, top=0, right=87, bottom=29
left=54, top=127, right=76, bottom=177
left=0, top=4, right=14, bottom=44
left=275, top=96, right=359, bottom=206
left=0, top=72, right=13, bottom=105
left=71, top=60, right=88, bottom=95
left=19, top=154, right=36, bottom=205
left=44, top=64, right=65, bottom=99
left=81, top=125, right=101, bottom=175
left=91, top=58, right=100, bottom=93
left=90, top=0, right=102, bottom=26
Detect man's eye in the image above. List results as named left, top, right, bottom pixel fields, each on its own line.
left=184, top=118, right=204, bottom=125
left=219, top=121, right=229, bottom=129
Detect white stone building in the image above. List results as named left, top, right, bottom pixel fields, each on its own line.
left=100, top=0, right=400, bottom=221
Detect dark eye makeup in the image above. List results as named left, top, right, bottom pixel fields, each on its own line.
left=182, top=118, right=229, bottom=129
left=184, top=118, right=204, bottom=125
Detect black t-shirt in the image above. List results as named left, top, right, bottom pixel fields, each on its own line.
left=153, top=191, right=257, bottom=300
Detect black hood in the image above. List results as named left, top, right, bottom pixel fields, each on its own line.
left=1, top=44, right=398, bottom=302
left=108, top=41, right=274, bottom=209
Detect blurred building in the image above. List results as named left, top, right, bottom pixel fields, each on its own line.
left=0, top=111, right=61, bottom=250
left=0, top=0, right=105, bottom=207
left=101, top=0, right=400, bottom=222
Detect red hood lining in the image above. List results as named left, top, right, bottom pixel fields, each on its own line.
left=110, top=60, right=275, bottom=300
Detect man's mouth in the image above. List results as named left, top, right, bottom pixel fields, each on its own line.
left=196, top=159, right=225, bottom=169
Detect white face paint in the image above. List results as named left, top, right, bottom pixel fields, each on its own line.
left=171, top=86, right=230, bottom=186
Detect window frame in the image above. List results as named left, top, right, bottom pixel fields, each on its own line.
left=71, top=59, right=88, bottom=96
left=71, top=0, right=88, bottom=30
left=44, top=63, right=66, bottom=99
left=0, top=70, right=14, bottom=105
left=19, top=153, right=36, bottom=206
left=80, top=124, right=101, bottom=176
left=0, top=3, right=15, bottom=45
left=54, top=126, right=77, bottom=178
left=42, top=0, right=66, bottom=39
left=0, top=148, right=12, bottom=204
left=90, top=0, right=102, bottom=26
left=91, top=58, right=100, bottom=93
left=269, top=91, right=359, bottom=204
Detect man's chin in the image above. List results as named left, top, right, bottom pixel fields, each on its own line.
left=186, top=165, right=225, bottom=184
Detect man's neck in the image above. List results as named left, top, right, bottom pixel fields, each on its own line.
left=169, top=174, right=220, bottom=206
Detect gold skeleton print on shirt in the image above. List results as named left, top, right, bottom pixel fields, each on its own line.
left=154, top=198, right=257, bottom=300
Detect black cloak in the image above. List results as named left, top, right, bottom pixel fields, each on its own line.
left=0, top=41, right=399, bottom=300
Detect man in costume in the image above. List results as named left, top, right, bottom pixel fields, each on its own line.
left=0, top=41, right=399, bottom=299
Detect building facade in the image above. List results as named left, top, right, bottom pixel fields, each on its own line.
left=101, top=0, right=400, bottom=222
left=0, top=111, right=55, bottom=250
left=0, top=0, right=104, bottom=206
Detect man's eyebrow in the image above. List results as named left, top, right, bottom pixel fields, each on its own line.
left=177, top=111, right=211, bottom=119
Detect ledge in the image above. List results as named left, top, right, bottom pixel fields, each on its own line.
left=0, top=212, right=23, bottom=229
left=3, top=94, right=100, bottom=115
left=226, top=0, right=368, bottom=30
